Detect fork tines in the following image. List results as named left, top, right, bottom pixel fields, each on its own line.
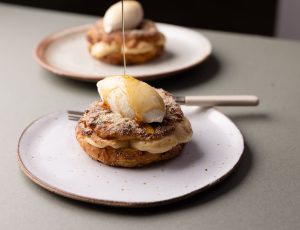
left=67, top=110, right=83, bottom=121
left=68, top=110, right=84, bottom=115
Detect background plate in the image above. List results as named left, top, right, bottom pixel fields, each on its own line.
left=35, top=23, right=212, bottom=81
left=18, top=107, right=243, bottom=207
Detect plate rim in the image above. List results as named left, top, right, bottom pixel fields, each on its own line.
left=17, top=108, right=244, bottom=208
left=34, top=23, right=212, bottom=82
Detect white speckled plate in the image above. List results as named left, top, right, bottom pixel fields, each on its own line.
left=35, top=23, right=212, bottom=82
left=17, top=107, right=243, bottom=207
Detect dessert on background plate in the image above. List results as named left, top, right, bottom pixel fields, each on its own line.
left=86, top=0, right=166, bottom=65
left=76, top=76, right=193, bottom=167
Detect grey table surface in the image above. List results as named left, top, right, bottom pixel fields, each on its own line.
left=1, top=3, right=299, bottom=230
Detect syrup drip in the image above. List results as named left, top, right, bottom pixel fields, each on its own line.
left=143, top=123, right=155, bottom=135
left=121, top=0, right=127, bottom=76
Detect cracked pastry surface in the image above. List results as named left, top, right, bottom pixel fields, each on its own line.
left=76, top=89, right=193, bottom=167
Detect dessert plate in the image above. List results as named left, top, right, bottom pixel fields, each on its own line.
left=35, top=23, right=212, bottom=82
left=17, top=107, right=243, bottom=207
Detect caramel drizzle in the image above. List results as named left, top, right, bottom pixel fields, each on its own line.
left=121, top=0, right=127, bottom=75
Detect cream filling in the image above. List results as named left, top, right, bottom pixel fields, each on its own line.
left=91, top=42, right=119, bottom=58
left=84, top=117, right=193, bottom=154
left=85, top=137, right=129, bottom=149
left=124, top=41, right=155, bottom=54
left=90, top=38, right=165, bottom=58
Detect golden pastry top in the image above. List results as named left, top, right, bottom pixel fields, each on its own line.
left=77, top=89, right=184, bottom=141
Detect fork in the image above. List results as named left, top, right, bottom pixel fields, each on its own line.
left=67, top=95, right=259, bottom=121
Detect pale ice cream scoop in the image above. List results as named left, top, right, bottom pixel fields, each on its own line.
left=97, top=76, right=166, bottom=123
left=103, top=0, right=144, bottom=33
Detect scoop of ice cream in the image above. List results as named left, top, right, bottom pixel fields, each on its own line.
left=103, top=0, right=144, bottom=33
left=97, top=76, right=166, bottom=123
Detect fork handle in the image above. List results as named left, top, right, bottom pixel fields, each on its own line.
left=178, top=95, right=259, bottom=106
